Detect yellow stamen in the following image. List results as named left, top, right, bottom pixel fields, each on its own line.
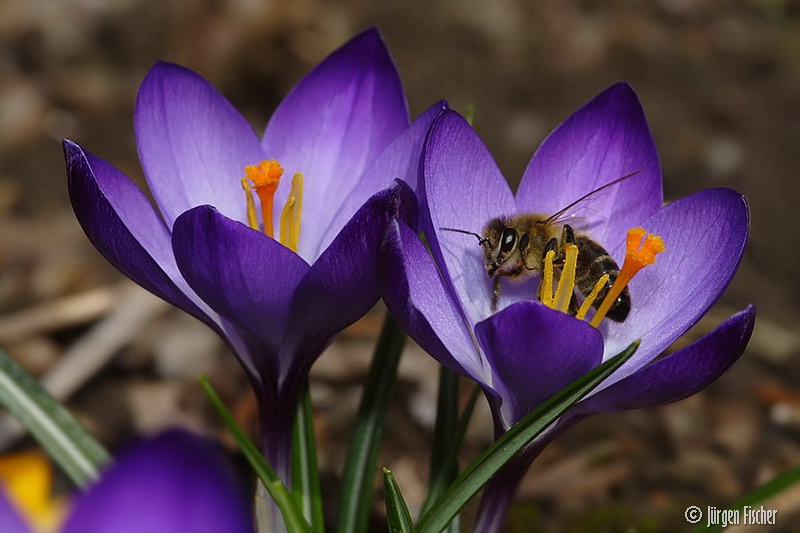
left=540, top=249, right=555, bottom=307
left=590, top=227, right=665, bottom=327
left=241, top=178, right=259, bottom=230
left=553, top=243, right=578, bottom=313
left=575, top=274, right=609, bottom=321
left=0, top=451, right=65, bottom=532
left=279, top=173, right=304, bottom=252
left=243, top=160, right=284, bottom=238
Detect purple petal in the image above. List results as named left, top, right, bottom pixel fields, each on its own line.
left=282, top=181, right=418, bottom=375
left=65, top=141, right=216, bottom=330
left=316, top=100, right=449, bottom=256
left=379, top=219, right=487, bottom=382
left=135, top=62, right=265, bottom=228
left=599, top=188, right=749, bottom=383
left=0, top=489, right=30, bottom=533
left=263, top=28, right=409, bottom=259
left=580, top=305, right=754, bottom=413
left=61, top=430, right=252, bottom=533
left=172, top=205, right=309, bottom=376
left=421, top=110, right=517, bottom=325
left=475, top=301, right=604, bottom=428
left=517, top=83, right=663, bottom=248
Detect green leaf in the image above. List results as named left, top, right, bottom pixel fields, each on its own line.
left=422, top=380, right=481, bottom=520
left=199, top=375, right=311, bottom=533
left=0, top=348, right=110, bottom=487
left=383, top=468, right=415, bottom=533
left=291, top=382, right=324, bottom=533
left=692, top=464, right=800, bottom=533
left=416, top=341, right=640, bottom=533
left=336, top=313, right=406, bottom=533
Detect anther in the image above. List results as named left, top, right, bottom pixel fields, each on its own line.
left=540, top=248, right=556, bottom=307
left=575, top=274, right=609, bottom=321
left=279, top=173, right=304, bottom=252
left=553, top=243, right=578, bottom=313
left=590, top=227, right=664, bottom=327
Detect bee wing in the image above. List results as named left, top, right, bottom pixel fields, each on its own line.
left=543, top=170, right=642, bottom=226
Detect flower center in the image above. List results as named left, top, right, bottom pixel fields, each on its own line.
left=539, top=227, right=665, bottom=327
left=241, top=160, right=304, bottom=252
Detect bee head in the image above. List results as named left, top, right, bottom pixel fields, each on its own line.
left=486, top=226, right=521, bottom=276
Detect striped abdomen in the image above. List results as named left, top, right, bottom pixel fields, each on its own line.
left=574, top=236, right=630, bottom=322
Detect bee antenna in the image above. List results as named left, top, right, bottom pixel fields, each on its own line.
left=439, top=227, right=491, bottom=247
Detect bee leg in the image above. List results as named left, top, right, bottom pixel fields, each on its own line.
left=544, top=237, right=564, bottom=267
left=562, top=224, right=575, bottom=245
left=491, top=276, right=501, bottom=313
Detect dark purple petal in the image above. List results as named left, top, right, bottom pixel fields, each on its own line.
left=172, top=206, right=309, bottom=375
left=421, top=110, right=517, bottom=325
left=0, top=489, right=29, bottom=533
left=135, top=62, right=265, bottom=228
left=379, top=219, right=487, bottom=382
left=281, top=181, right=418, bottom=377
left=475, top=301, right=604, bottom=428
left=65, top=141, right=217, bottom=330
left=316, top=100, right=449, bottom=256
left=61, top=430, right=252, bottom=533
left=581, top=305, right=754, bottom=413
left=263, top=28, right=409, bottom=258
left=517, top=83, right=663, bottom=248
left=600, top=188, right=749, bottom=382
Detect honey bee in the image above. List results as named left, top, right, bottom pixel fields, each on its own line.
left=442, top=172, right=640, bottom=321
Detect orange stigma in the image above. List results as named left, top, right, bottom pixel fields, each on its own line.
left=242, top=160, right=284, bottom=238
left=590, top=227, right=664, bottom=326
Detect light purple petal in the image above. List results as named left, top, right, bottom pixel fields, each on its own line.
left=172, top=205, right=309, bottom=377
left=580, top=305, right=755, bottom=413
left=65, top=141, right=216, bottom=330
left=135, top=62, right=265, bottom=228
left=421, top=110, right=517, bottom=325
left=263, top=28, right=409, bottom=259
left=379, top=219, right=488, bottom=383
left=517, top=83, right=663, bottom=248
left=282, top=181, right=417, bottom=378
left=599, top=188, right=749, bottom=385
left=0, top=488, right=30, bottom=533
left=61, top=430, right=252, bottom=533
left=475, top=301, right=604, bottom=428
left=316, top=100, right=448, bottom=256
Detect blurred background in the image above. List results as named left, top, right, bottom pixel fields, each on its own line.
left=1, top=0, right=799, bottom=531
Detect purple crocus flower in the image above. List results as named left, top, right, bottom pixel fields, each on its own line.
left=0, top=430, right=252, bottom=533
left=64, top=28, right=445, bottom=480
left=379, top=83, right=755, bottom=531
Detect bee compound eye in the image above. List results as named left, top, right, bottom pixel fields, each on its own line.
left=500, top=228, right=518, bottom=254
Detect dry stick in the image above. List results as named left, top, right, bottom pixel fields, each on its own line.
left=0, top=283, right=168, bottom=450
left=0, top=286, right=120, bottom=343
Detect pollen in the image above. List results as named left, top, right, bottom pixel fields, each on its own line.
left=242, top=160, right=284, bottom=238
left=590, top=227, right=664, bottom=326
left=552, top=243, right=578, bottom=314
left=540, top=249, right=556, bottom=307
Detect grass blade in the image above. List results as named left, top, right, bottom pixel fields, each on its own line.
left=292, top=382, right=324, bottom=532
left=335, top=313, right=406, bottom=533
left=199, top=375, right=310, bottom=533
left=383, top=468, right=415, bottom=533
left=417, top=341, right=640, bottom=533
left=0, top=348, right=110, bottom=487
